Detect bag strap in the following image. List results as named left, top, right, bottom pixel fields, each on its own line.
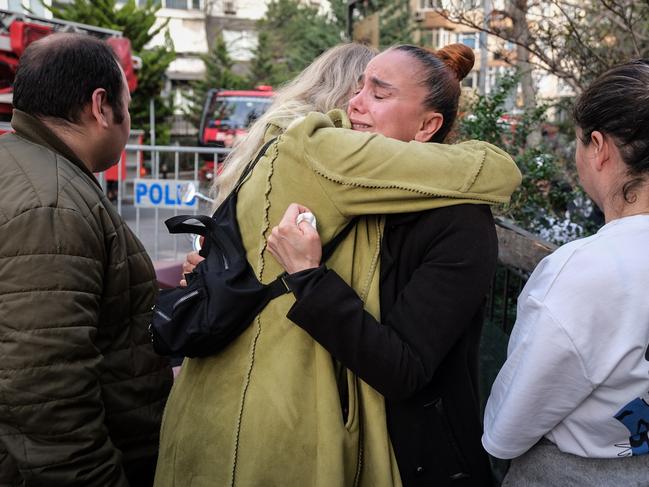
left=164, top=137, right=278, bottom=237
left=321, top=217, right=359, bottom=262
left=164, top=213, right=219, bottom=237
left=234, top=136, right=278, bottom=192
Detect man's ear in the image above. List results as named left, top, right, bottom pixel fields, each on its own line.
left=89, top=88, right=110, bottom=129
left=414, top=112, right=443, bottom=142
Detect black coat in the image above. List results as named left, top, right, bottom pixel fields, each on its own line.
left=287, top=204, right=497, bottom=487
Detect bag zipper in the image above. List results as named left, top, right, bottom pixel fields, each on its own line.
left=204, top=238, right=229, bottom=270
left=172, top=289, right=201, bottom=311
left=154, top=308, right=172, bottom=322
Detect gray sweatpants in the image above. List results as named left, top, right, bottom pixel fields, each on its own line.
left=502, top=440, right=649, bottom=486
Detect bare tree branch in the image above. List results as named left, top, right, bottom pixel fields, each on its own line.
left=437, top=0, right=648, bottom=92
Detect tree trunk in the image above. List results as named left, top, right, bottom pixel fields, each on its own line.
left=510, top=0, right=540, bottom=147
left=510, top=0, right=535, bottom=110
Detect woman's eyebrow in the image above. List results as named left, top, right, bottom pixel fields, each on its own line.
left=368, top=75, right=397, bottom=92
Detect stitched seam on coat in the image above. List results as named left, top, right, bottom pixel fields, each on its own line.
left=256, top=139, right=280, bottom=281
left=462, top=149, right=486, bottom=192
left=1, top=378, right=168, bottom=407
left=231, top=314, right=263, bottom=487
left=0, top=142, right=45, bottom=208
left=1, top=359, right=100, bottom=374
left=310, top=163, right=509, bottom=204
left=0, top=289, right=101, bottom=299
left=360, top=216, right=383, bottom=303
left=0, top=252, right=101, bottom=262
left=0, top=206, right=88, bottom=232
left=303, top=147, right=347, bottom=220
left=56, top=161, right=101, bottom=201
left=231, top=140, right=279, bottom=485
left=1, top=323, right=98, bottom=335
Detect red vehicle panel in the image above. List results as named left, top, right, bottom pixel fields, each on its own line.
left=199, top=87, right=274, bottom=148
left=197, top=86, right=274, bottom=181
left=0, top=9, right=139, bottom=122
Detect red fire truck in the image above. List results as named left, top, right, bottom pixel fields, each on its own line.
left=0, top=9, right=139, bottom=122
left=197, top=86, right=274, bottom=180
left=0, top=9, right=141, bottom=191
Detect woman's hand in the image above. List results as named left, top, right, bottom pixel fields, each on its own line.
left=267, top=203, right=322, bottom=274
left=179, top=249, right=205, bottom=287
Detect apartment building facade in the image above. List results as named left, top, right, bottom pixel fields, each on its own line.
left=148, top=0, right=329, bottom=132
left=410, top=0, right=572, bottom=107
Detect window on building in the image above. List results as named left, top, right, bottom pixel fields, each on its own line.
left=25, top=0, right=45, bottom=16
left=459, top=32, right=478, bottom=49
left=421, top=30, right=434, bottom=48
left=457, top=0, right=481, bottom=8
left=165, top=0, right=187, bottom=8
left=487, top=66, right=498, bottom=93
left=419, top=0, right=444, bottom=9
left=223, top=0, right=236, bottom=14
left=461, top=71, right=478, bottom=88
left=139, top=0, right=201, bottom=9
left=6, top=0, right=44, bottom=15
left=7, top=0, right=23, bottom=12
left=430, top=28, right=455, bottom=49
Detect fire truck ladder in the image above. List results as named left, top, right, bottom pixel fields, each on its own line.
left=0, top=8, right=123, bottom=40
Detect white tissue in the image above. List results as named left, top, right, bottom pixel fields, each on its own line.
left=296, top=212, right=317, bottom=230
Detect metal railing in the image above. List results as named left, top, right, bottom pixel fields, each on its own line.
left=489, top=217, right=557, bottom=332
left=481, top=219, right=557, bottom=484
left=97, top=144, right=231, bottom=261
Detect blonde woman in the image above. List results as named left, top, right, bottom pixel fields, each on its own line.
left=210, top=43, right=377, bottom=206
left=179, top=43, right=377, bottom=285
left=156, top=43, right=521, bottom=486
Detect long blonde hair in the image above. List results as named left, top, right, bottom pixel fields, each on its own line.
left=211, top=43, right=377, bottom=206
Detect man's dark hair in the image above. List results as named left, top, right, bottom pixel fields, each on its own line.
left=13, top=33, right=125, bottom=124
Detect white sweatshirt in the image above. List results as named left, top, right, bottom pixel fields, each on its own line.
left=483, top=215, right=649, bottom=459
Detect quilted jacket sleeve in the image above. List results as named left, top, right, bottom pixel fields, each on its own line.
left=283, top=110, right=521, bottom=217
left=0, top=205, right=128, bottom=486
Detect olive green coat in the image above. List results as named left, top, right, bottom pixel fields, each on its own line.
left=0, top=111, right=173, bottom=486
left=155, top=111, right=521, bottom=487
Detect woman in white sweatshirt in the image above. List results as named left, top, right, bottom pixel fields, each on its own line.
left=482, top=59, right=649, bottom=485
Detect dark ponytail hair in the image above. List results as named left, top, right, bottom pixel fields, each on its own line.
left=573, top=59, right=649, bottom=203
left=390, top=43, right=474, bottom=143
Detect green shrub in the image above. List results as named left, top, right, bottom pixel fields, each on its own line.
left=457, top=74, right=600, bottom=244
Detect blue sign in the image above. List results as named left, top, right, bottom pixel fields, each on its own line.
left=134, top=179, right=199, bottom=209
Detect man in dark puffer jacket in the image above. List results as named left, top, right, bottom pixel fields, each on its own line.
left=0, top=34, right=172, bottom=486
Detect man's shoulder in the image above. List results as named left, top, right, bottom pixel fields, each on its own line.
left=0, top=133, right=102, bottom=223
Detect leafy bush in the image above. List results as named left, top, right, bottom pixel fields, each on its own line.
left=456, top=74, right=601, bottom=244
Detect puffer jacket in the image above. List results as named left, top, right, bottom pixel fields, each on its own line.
left=0, top=110, right=173, bottom=486
left=154, top=110, right=521, bottom=487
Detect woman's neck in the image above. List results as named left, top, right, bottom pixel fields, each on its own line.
left=603, top=192, right=649, bottom=223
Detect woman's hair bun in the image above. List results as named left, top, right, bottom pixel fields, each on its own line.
left=435, top=43, right=475, bottom=81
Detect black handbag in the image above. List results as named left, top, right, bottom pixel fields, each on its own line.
left=149, top=139, right=357, bottom=359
